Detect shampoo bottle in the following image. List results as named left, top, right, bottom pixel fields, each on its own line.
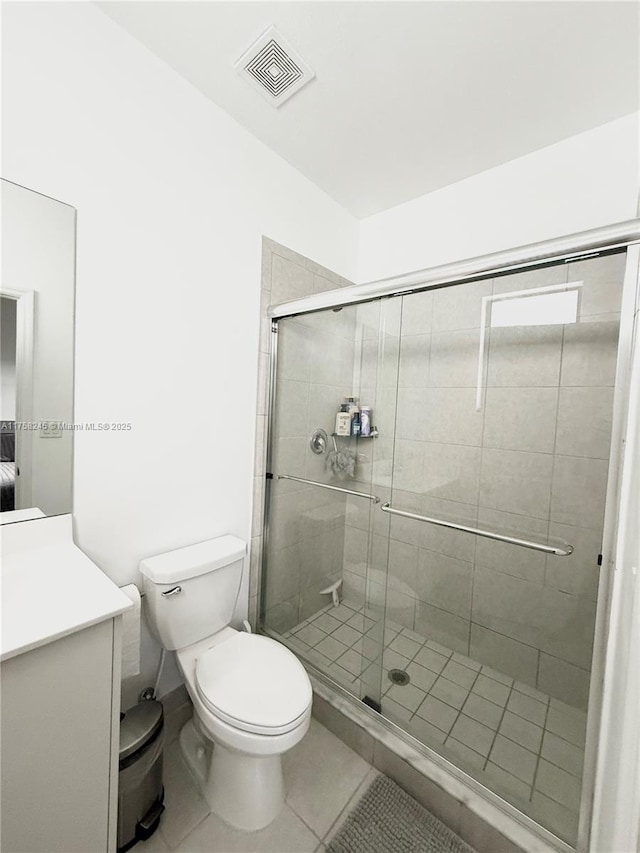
left=335, top=404, right=351, bottom=436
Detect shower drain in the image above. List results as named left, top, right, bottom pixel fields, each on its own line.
left=388, top=669, right=410, bottom=686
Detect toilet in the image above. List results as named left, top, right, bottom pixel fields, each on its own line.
left=140, top=535, right=312, bottom=831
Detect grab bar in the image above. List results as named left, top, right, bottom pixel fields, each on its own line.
left=276, top=474, right=380, bottom=503
left=380, top=503, right=573, bottom=556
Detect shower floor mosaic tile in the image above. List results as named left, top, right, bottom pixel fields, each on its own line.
left=283, top=600, right=587, bottom=843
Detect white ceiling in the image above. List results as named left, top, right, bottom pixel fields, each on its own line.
left=98, top=1, right=639, bottom=218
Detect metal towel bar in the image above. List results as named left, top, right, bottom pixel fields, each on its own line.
left=380, top=503, right=573, bottom=557
left=276, top=474, right=380, bottom=503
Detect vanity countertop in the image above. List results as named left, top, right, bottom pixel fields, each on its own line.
left=1, top=514, right=132, bottom=661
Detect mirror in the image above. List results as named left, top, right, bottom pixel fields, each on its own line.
left=1, top=179, right=76, bottom=521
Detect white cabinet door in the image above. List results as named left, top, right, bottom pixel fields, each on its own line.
left=1, top=620, right=115, bottom=853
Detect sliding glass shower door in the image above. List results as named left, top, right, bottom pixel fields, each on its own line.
left=262, top=248, right=628, bottom=848
left=262, top=298, right=401, bottom=708
left=376, top=251, right=626, bottom=846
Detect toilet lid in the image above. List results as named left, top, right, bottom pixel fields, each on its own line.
left=195, top=633, right=312, bottom=735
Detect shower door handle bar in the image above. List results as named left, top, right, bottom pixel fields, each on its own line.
left=379, top=503, right=573, bottom=556
left=276, top=474, right=381, bottom=503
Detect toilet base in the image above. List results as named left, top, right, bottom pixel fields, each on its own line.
left=179, top=717, right=210, bottom=789
left=179, top=718, right=285, bottom=832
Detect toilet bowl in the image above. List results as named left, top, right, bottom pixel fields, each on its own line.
left=139, top=535, right=312, bottom=831
left=176, top=628, right=311, bottom=830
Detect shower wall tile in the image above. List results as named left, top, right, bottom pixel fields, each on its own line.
left=432, top=280, right=493, bottom=333
left=271, top=253, right=313, bottom=303
left=343, top=526, right=370, bottom=577
left=421, top=497, right=478, bottom=562
left=274, top=379, right=310, bottom=437
left=545, top=523, right=601, bottom=601
left=259, top=288, right=272, bottom=354
left=254, top=414, right=267, bottom=476
left=398, top=334, right=431, bottom=387
left=472, top=566, right=542, bottom=649
left=265, top=543, right=301, bottom=604
left=429, top=329, right=480, bottom=387
left=550, top=455, right=609, bottom=529
left=251, top=476, right=264, bottom=537
left=560, top=320, right=620, bottom=387
left=355, top=339, right=379, bottom=389
left=260, top=244, right=273, bottom=291
left=474, top=508, right=547, bottom=585
left=313, top=273, right=340, bottom=293
left=537, top=654, right=590, bottom=711
left=345, top=493, right=376, bottom=534
left=538, top=588, right=596, bottom=669
left=400, top=291, right=433, bottom=336
left=422, top=442, right=481, bottom=504
left=416, top=551, right=473, bottom=619
left=388, top=489, right=425, bottom=547
left=567, top=253, right=626, bottom=318
left=347, top=487, right=390, bottom=537
left=395, top=388, right=430, bottom=439
left=555, top=387, right=614, bottom=459
left=469, top=624, right=538, bottom=686
left=299, top=576, right=341, bottom=623
left=385, top=589, right=416, bottom=630
left=479, top=449, right=553, bottom=520
left=256, top=351, right=269, bottom=415
left=342, top=569, right=365, bottom=607
left=491, top=265, right=568, bottom=295
left=306, top=382, right=346, bottom=436
left=278, top=321, right=311, bottom=382
left=304, top=256, right=343, bottom=286
left=486, top=326, right=563, bottom=388
left=414, top=601, right=470, bottom=655
left=265, top=595, right=299, bottom=634
left=387, top=538, right=419, bottom=596
left=483, top=387, right=558, bottom=454
left=423, top=388, right=483, bottom=446
left=392, top=440, right=425, bottom=493
left=249, top=535, right=262, bottom=599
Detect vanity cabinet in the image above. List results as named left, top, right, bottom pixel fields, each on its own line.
left=1, top=515, right=131, bottom=853
left=1, top=619, right=121, bottom=853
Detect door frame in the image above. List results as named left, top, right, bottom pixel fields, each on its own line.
left=1, top=287, right=35, bottom=509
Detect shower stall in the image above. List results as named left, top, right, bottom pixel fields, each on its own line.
left=258, top=224, right=640, bottom=850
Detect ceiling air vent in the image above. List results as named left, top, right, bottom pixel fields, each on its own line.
left=235, top=26, right=315, bottom=107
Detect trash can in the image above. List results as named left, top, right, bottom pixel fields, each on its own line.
left=118, top=700, right=165, bottom=853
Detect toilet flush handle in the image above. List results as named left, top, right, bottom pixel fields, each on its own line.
left=161, top=585, right=182, bottom=597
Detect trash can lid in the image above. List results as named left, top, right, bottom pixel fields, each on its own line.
left=120, top=700, right=164, bottom=762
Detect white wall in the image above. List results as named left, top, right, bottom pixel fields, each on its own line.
left=1, top=2, right=358, bottom=703
left=1, top=298, right=17, bottom=421
left=357, top=113, right=640, bottom=283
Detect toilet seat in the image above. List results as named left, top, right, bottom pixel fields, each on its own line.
left=195, top=632, right=312, bottom=736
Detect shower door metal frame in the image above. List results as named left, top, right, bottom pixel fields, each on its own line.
left=260, top=218, right=640, bottom=853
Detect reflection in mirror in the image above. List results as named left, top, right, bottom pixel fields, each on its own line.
left=1, top=180, right=76, bottom=521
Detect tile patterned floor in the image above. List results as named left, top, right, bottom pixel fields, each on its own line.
left=284, top=600, right=587, bottom=844
left=139, top=709, right=381, bottom=853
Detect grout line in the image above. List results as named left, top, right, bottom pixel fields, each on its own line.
left=321, top=767, right=377, bottom=845
left=439, top=667, right=484, bottom=742
left=481, top=682, right=516, bottom=774
left=529, top=696, right=552, bottom=803
left=283, top=796, right=325, bottom=846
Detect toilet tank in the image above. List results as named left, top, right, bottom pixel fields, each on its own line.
left=139, top=535, right=247, bottom=651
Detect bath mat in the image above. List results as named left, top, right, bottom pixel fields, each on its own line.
left=327, top=774, right=476, bottom=853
